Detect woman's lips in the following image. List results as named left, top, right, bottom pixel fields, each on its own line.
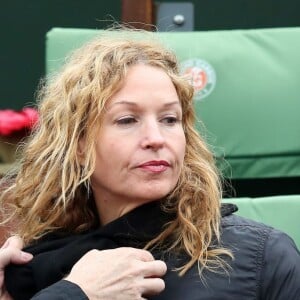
left=138, top=160, right=170, bottom=173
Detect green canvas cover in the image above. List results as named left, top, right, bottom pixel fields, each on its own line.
left=46, top=27, right=300, bottom=179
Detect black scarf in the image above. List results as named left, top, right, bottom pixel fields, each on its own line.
left=5, top=202, right=237, bottom=300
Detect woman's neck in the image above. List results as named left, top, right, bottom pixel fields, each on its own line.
left=92, top=191, right=157, bottom=225
left=96, top=199, right=142, bottom=225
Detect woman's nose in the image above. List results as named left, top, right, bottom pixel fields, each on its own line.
left=140, top=120, right=165, bottom=150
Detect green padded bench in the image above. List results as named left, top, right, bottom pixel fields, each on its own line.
left=45, top=28, right=300, bottom=249
left=223, top=195, right=300, bottom=249
left=46, top=27, right=300, bottom=180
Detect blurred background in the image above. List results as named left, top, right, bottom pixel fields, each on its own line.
left=1, top=0, right=300, bottom=109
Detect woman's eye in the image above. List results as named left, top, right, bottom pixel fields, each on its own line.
left=116, top=117, right=137, bottom=125
left=161, top=116, right=179, bottom=125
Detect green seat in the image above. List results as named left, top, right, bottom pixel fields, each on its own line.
left=46, top=27, right=300, bottom=180
left=223, top=195, right=300, bottom=249
left=45, top=27, right=300, bottom=249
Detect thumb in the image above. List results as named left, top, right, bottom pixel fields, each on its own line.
left=0, top=248, right=33, bottom=268
left=0, top=236, right=33, bottom=268
left=0, top=236, right=24, bottom=251
left=0, top=244, right=33, bottom=293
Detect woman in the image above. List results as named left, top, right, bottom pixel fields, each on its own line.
left=1, top=29, right=300, bottom=299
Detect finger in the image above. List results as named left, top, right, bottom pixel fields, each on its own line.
left=132, top=249, right=155, bottom=262
left=0, top=248, right=32, bottom=269
left=141, top=277, right=166, bottom=296
left=118, top=247, right=155, bottom=262
left=142, top=260, right=167, bottom=278
left=0, top=236, right=23, bottom=250
left=0, top=291, right=13, bottom=300
left=0, top=240, right=10, bottom=250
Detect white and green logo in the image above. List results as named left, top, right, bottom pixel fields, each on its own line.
left=180, top=58, right=216, bottom=101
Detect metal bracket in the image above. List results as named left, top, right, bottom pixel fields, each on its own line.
left=156, top=2, right=194, bottom=31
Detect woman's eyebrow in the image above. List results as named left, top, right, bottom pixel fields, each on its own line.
left=109, top=100, right=181, bottom=108
left=163, top=101, right=181, bottom=108
left=109, top=100, right=138, bottom=107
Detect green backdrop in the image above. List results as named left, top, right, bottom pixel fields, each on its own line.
left=1, top=0, right=300, bottom=109
left=0, top=0, right=121, bottom=110
left=46, top=27, right=300, bottom=180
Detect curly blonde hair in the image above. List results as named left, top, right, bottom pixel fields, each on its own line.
left=0, top=29, right=232, bottom=275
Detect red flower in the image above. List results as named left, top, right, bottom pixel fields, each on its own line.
left=0, top=108, right=39, bottom=136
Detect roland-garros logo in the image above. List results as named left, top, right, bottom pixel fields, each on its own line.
left=180, top=58, right=216, bottom=101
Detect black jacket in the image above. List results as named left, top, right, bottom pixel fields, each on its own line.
left=5, top=202, right=300, bottom=299
left=31, top=281, right=87, bottom=300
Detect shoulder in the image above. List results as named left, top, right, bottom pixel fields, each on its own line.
left=220, top=203, right=274, bottom=238
left=221, top=213, right=299, bottom=255
left=221, top=213, right=275, bottom=246
left=221, top=214, right=300, bottom=299
left=221, top=213, right=299, bottom=266
left=260, top=227, right=300, bottom=299
left=222, top=212, right=271, bottom=229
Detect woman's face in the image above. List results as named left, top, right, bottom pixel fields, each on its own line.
left=90, top=64, right=186, bottom=220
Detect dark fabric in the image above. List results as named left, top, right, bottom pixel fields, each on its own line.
left=31, top=280, right=88, bottom=300
left=5, top=202, right=300, bottom=300
left=5, top=201, right=177, bottom=300
left=151, top=214, right=300, bottom=300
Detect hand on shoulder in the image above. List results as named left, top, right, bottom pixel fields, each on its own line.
left=0, top=236, right=33, bottom=300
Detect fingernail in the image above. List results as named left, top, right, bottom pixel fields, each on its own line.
left=21, top=252, right=33, bottom=261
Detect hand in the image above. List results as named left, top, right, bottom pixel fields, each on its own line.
left=66, top=247, right=167, bottom=300
left=0, top=236, right=33, bottom=300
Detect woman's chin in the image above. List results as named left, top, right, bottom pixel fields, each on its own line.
left=136, top=187, right=174, bottom=203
